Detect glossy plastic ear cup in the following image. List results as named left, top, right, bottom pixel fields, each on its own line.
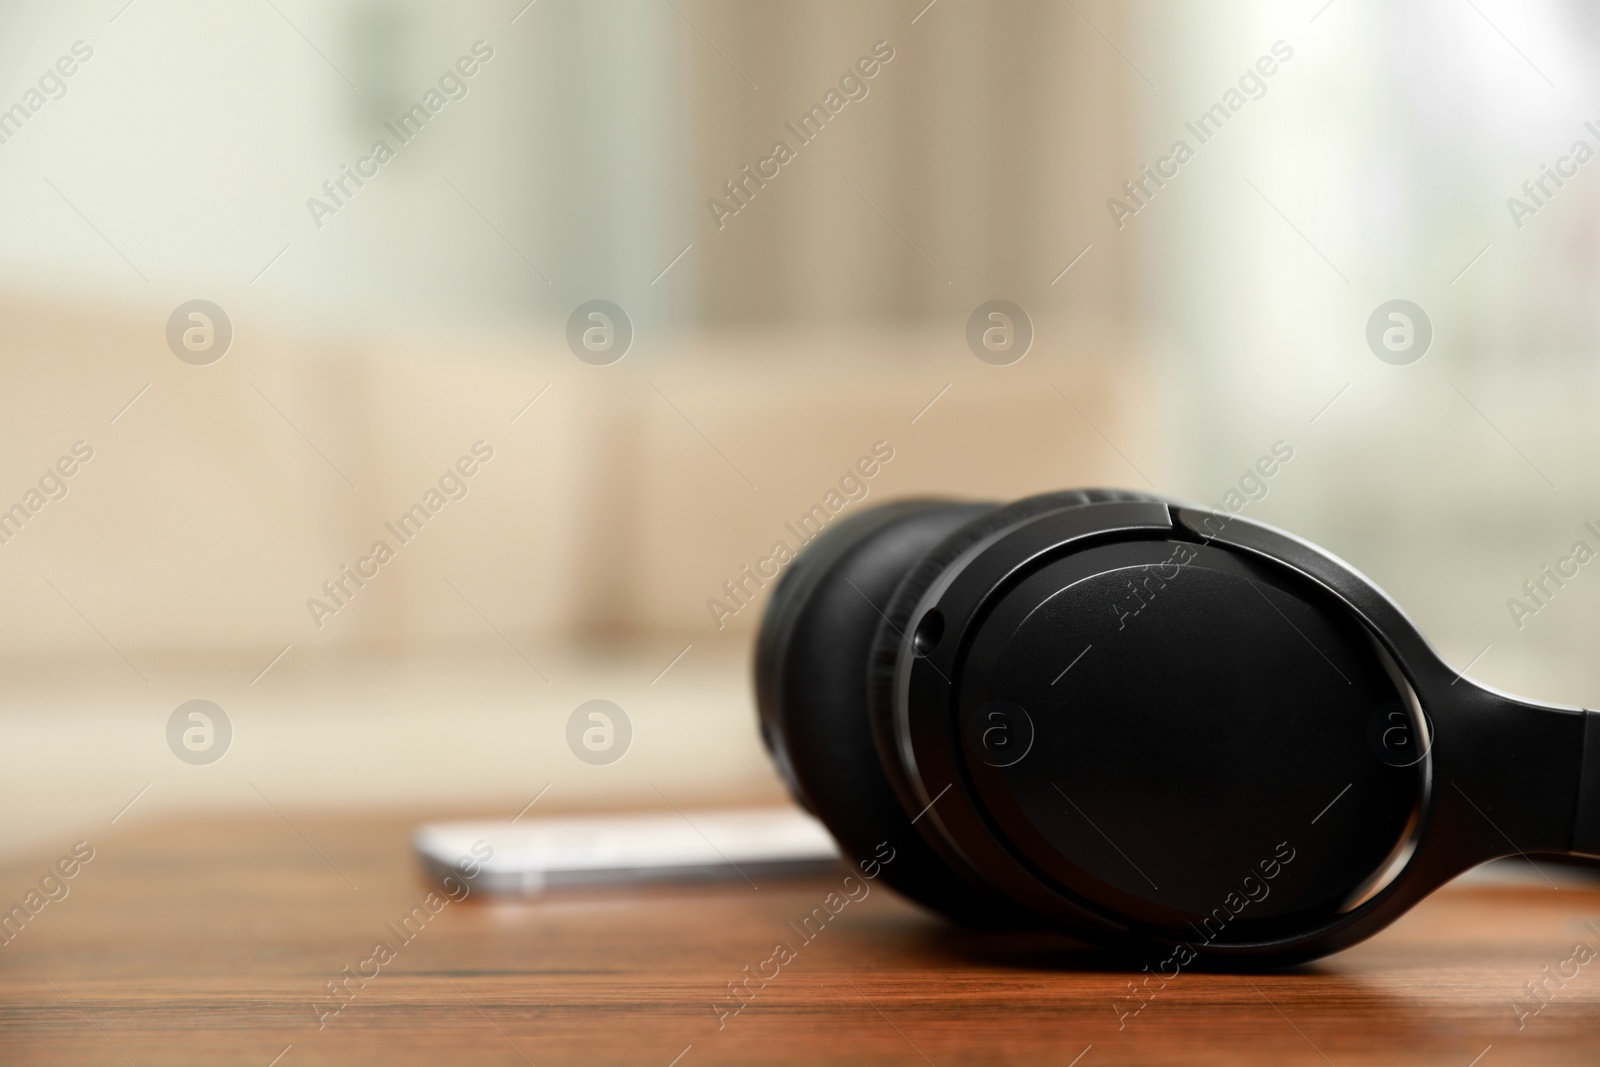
left=866, top=489, right=1175, bottom=826
left=754, top=499, right=1016, bottom=923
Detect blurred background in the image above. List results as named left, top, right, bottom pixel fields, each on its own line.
left=1, top=0, right=1597, bottom=857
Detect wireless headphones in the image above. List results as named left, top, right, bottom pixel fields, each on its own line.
left=755, top=489, right=1600, bottom=965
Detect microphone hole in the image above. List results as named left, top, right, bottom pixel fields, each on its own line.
left=913, top=609, right=944, bottom=657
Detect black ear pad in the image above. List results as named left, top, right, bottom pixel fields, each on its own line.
left=754, top=498, right=1017, bottom=923
left=755, top=498, right=969, bottom=802
left=866, top=489, right=1177, bottom=846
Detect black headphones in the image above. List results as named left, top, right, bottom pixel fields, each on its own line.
left=755, top=489, right=1600, bottom=965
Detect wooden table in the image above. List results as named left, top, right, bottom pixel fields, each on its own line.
left=2, top=812, right=1598, bottom=1065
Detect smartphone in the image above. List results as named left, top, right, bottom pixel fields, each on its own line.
left=413, top=806, right=842, bottom=895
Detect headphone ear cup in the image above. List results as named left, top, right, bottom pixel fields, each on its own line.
left=866, top=488, right=1176, bottom=836
left=755, top=498, right=1015, bottom=924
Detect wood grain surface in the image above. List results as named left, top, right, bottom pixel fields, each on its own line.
left=2, top=812, right=1598, bottom=1066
